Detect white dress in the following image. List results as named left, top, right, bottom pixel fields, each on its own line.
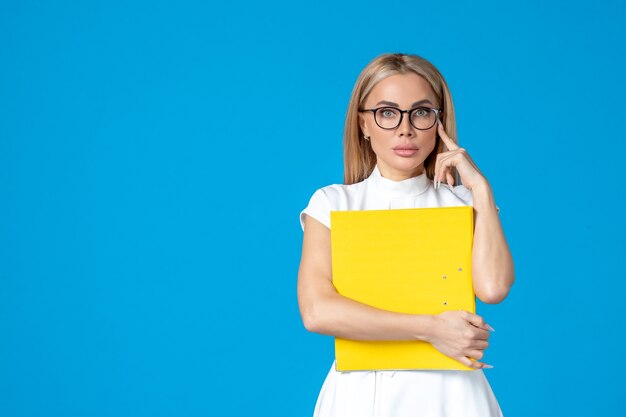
left=299, top=163, right=503, bottom=417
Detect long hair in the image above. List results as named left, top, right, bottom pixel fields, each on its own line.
left=343, top=53, right=459, bottom=185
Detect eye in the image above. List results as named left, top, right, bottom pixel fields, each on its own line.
left=379, top=108, right=399, bottom=118
left=413, top=108, right=431, bottom=117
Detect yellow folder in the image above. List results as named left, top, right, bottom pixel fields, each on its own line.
left=330, top=206, right=477, bottom=372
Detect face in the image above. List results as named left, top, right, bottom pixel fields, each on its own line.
left=359, top=73, right=440, bottom=181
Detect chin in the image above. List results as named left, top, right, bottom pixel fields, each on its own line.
left=380, top=157, right=424, bottom=174
left=391, top=155, right=424, bottom=167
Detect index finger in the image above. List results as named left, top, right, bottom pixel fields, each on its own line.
left=464, top=311, right=492, bottom=334
left=437, top=119, right=459, bottom=151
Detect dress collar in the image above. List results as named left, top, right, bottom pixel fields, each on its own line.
left=367, top=163, right=431, bottom=198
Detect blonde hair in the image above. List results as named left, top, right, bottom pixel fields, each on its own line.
left=343, top=53, right=459, bottom=185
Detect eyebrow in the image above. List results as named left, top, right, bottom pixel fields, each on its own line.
left=376, top=99, right=434, bottom=107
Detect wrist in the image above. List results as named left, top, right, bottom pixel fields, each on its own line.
left=471, top=180, right=498, bottom=213
left=414, top=314, right=437, bottom=342
left=472, top=178, right=492, bottom=195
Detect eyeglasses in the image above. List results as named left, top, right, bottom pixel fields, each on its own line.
left=358, top=106, right=443, bottom=130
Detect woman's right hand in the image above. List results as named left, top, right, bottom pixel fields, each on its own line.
left=426, top=310, right=493, bottom=369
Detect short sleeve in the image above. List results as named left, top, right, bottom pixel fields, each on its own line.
left=299, top=188, right=331, bottom=231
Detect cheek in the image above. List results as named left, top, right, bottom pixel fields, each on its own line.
left=370, top=132, right=394, bottom=150
left=421, top=134, right=439, bottom=156
left=426, top=132, right=438, bottom=148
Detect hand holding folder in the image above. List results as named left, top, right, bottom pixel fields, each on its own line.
left=330, top=206, right=477, bottom=371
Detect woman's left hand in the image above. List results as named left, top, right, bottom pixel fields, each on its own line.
left=434, top=119, right=488, bottom=191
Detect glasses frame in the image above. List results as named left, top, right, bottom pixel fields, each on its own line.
left=358, top=106, right=443, bottom=130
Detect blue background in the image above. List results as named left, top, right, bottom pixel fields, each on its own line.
left=2, top=0, right=625, bottom=416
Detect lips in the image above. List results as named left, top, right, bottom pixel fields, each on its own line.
left=393, top=145, right=419, bottom=150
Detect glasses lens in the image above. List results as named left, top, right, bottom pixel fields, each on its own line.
left=411, top=108, right=437, bottom=129
left=375, top=107, right=401, bottom=129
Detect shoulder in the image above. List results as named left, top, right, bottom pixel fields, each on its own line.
left=299, top=181, right=366, bottom=231
left=316, top=181, right=365, bottom=205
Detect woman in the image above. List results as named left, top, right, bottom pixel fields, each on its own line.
left=297, top=53, right=515, bottom=416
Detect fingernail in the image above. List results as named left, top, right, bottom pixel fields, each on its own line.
left=486, top=324, right=495, bottom=332
left=483, top=364, right=494, bottom=369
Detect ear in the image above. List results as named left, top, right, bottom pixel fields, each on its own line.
left=358, top=113, right=368, bottom=136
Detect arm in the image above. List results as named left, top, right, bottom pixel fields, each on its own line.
left=297, top=214, right=435, bottom=341
left=471, top=180, right=516, bottom=304
left=433, top=119, right=515, bottom=304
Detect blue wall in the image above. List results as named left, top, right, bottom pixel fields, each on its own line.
left=1, top=0, right=624, bottom=416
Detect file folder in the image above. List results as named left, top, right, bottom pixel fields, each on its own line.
left=330, top=206, right=476, bottom=372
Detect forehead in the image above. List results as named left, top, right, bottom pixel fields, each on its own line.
left=367, top=73, right=436, bottom=105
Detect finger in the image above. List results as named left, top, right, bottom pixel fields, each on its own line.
left=465, top=313, right=490, bottom=331
left=438, top=127, right=458, bottom=152
left=465, top=321, right=491, bottom=340
left=446, top=171, right=454, bottom=187
left=433, top=154, right=442, bottom=189
left=458, top=356, right=486, bottom=370
left=435, top=164, right=449, bottom=190
left=469, top=325, right=491, bottom=341
left=435, top=154, right=455, bottom=189
left=437, top=119, right=459, bottom=151
left=473, top=339, right=490, bottom=350
left=434, top=164, right=444, bottom=189
left=467, top=356, right=493, bottom=370
left=467, top=349, right=485, bottom=361
left=476, top=329, right=491, bottom=340
left=434, top=151, right=451, bottom=189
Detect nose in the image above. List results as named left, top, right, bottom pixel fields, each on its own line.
left=399, top=112, right=414, bottom=136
